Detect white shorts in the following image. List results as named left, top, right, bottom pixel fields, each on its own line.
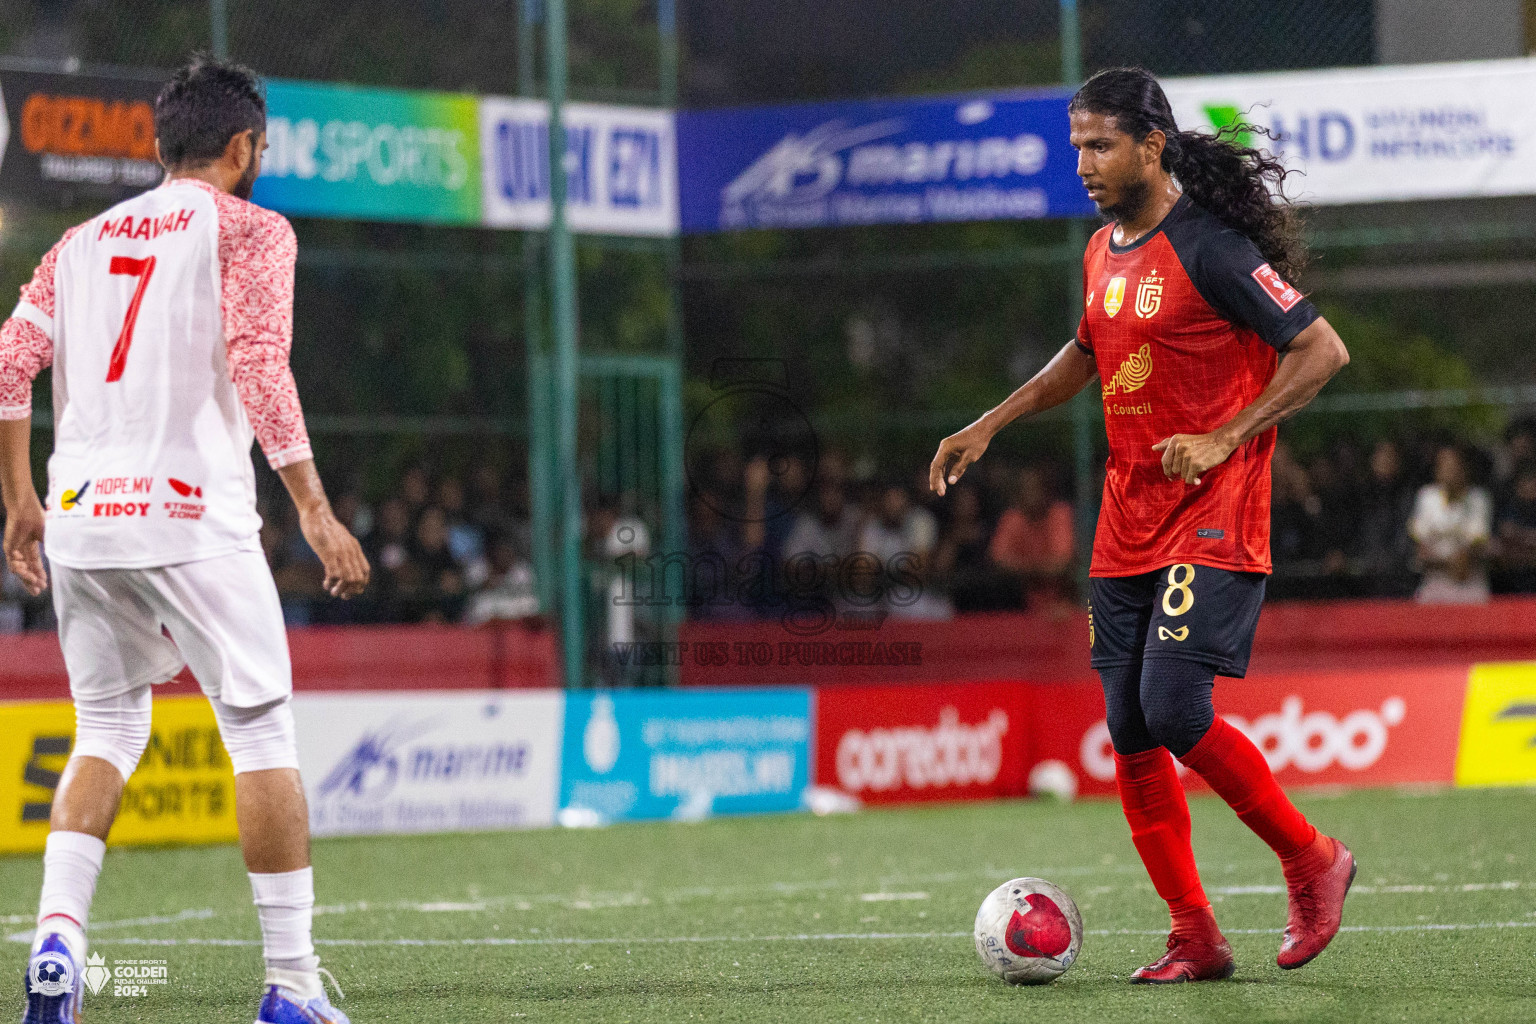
left=52, top=548, right=292, bottom=708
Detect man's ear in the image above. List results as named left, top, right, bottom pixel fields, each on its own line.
left=1142, top=128, right=1166, bottom=169
left=154, top=138, right=167, bottom=171
left=226, top=129, right=255, bottom=169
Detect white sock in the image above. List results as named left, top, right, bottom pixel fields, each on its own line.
left=249, top=867, right=321, bottom=998
left=34, top=831, right=106, bottom=962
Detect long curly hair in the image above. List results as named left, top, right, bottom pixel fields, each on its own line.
left=1069, top=66, right=1308, bottom=281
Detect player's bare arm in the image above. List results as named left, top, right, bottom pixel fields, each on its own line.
left=1153, top=317, right=1349, bottom=485
left=277, top=458, right=370, bottom=599
left=929, top=341, right=1097, bottom=496
left=0, top=418, right=47, bottom=595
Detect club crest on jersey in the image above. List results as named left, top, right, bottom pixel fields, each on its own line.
left=1135, top=271, right=1164, bottom=319
left=1102, top=343, right=1152, bottom=397
left=1102, top=277, right=1126, bottom=317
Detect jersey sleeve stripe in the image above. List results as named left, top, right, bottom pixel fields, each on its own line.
left=10, top=302, right=53, bottom=340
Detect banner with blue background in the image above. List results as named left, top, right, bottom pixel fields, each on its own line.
left=561, top=688, right=812, bottom=823
left=677, top=90, right=1093, bottom=233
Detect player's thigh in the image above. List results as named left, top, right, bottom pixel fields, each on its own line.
left=143, top=549, right=293, bottom=707
left=1143, top=562, right=1266, bottom=676
left=1089, top=572, right=1158, bottom=674
left=51, top=564, right=185, bottom=702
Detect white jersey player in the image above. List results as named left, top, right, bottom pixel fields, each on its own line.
left=0, top=58, right=368, bottom=1024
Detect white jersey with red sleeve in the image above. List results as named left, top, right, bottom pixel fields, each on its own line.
left=0, top=177, right=313, bottom=569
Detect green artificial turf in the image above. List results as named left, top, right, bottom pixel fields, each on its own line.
left=4, top=787, right=1534, bottom=1023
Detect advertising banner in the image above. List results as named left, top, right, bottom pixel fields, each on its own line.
left=1161, top=58, right=1536, bottom=205
left=294, top=691, right=562, bottom=836
left=0, top=69, right=163, bottom=206
left=0, top=696, right=237, bottom=854
left=814, top=682, right=1026, bottom=804
left=1032, top=666, right=1468, bottom=798
left=1455, top=662, right=1536, bottom=787
left=677, top=90, right=1092, bottom=233
left=254, top=78, right=482, bottom=225
left=561, top=688, right=811, bottom=822
left=480, top=97, right=677, bottom=236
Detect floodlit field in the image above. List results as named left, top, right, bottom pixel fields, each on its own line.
left=4, top=788, right=1535, bottom=1023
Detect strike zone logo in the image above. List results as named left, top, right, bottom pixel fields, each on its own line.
left=164, top=478, right=206, bottom=521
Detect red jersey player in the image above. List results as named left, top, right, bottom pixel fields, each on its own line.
left=930, top=67, right=1353, bottom=983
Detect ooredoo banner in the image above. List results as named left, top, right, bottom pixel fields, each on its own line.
left=0, top=69, right=163, bottom=206
left=1161, top=57, right=1536, bottom=205
left=1028, top=666, right=1469, bottom=799
left=814, top=682, right=1027, bottom=804
left=293, top=690, right=563, bottom=836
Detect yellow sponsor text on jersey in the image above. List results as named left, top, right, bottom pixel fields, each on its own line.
left=1454, top=662, right=1536, bottom=787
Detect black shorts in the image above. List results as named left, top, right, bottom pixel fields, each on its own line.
left=1088, top=563, right=1266, bottom=678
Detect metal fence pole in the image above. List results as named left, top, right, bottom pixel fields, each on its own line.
left=1061, top=0, right=1097, bottom=588
left=545, top=0, right=584, bottom=688
left=210, top=0, right=229, bottom=58
left=657, top=0, right=685, bottom=685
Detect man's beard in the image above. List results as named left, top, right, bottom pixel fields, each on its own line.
left=232, top=150, right=259, bottom=200
left=1099, top=177, right=1151, bottom=225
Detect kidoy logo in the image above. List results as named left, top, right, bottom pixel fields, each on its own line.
left=1135, top=271, right=1163, bottom=318
left=1102, top=276, right=1125, bottom=317
left=60, top=479, right=90, bottom=511
left=28, top=950, right=73, bottom=997
left=1102, top=344, right=1152, bottom=397
left=82, top=953, right=111, bottom=996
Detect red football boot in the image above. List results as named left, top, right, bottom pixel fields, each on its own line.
left=1130, top=932, right=1236, bottom=984
left=1277, top=836, right=1357, bottom=969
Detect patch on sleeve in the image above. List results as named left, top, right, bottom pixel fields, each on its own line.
left=1251, top=263, right=1303, bottom=311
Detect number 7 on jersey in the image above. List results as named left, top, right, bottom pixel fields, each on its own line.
left=106, top=255, right=157, bottom=382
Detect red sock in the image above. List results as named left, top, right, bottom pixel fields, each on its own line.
left=1114, top=747, right=1218, bottom=939
left=1178, top=717, right=1332, bottom=882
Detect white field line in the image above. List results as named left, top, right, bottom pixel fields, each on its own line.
left=51, top=920, right=1536, bottom=949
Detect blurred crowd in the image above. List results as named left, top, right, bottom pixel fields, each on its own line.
left=8, top=423, right=1536, bottom=633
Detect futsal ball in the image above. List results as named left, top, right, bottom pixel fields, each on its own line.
left=973, top=877, right=1083, bottom=984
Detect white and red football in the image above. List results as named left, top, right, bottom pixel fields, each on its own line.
left=973, top=877, right=1083, bottom=984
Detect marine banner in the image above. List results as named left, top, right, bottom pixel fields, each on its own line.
left=292, top=691, right=563, bottom=837
left=676, top=90, right=1093, bottom=232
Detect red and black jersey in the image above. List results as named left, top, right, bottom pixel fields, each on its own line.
left=1075, top=195, right=1319, bottom=577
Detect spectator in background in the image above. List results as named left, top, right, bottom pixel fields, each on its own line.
left=412, top=506, right=467, bottom=621
left=1494, top=419, right=1536, bottom=499
left=363, top=497, right=415, bottom=622
left=1410, top=444, right=1492, bottom=604
left=1270, top=443, right=1324, bottom=568
left=1494, top=464, right=1536, bottom=593
left=988, top=464, right=1075, bottom=611
left=686, top=489, right=753, bottom=620
left=783, top=479, right=860, bottom=563
left=435, top=474, right=489, bottom=588
left=399, top=463, right=431, bottom=518
left=463, top=533, right=540, bottom=624
left=933, top=482, right=1016, bottom=612
left=857, top=479, right=947, bottom=619
left=1356, top=439, right=1415, bottom=597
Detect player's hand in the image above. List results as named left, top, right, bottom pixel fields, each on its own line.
left=298, top=508, right=371, bottom=599
left=1152, top=431, right=1236, bottom=486
left=3, top=493, right=48, bottom=596
left=930, top=420, right=995, bottom=496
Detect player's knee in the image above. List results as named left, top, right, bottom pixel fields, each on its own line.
left=1099, top=665, right=1157, bottom=755
left=210, top=695, right=299, bottom=775
left=1139, top=660, right=1217, bottom=758
left=72, top=687, right=153, bottom=781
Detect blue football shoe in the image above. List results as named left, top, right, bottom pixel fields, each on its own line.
left=20, top=933, right=81, bottom=1024
left=255, top=968, right=350, bottom=1024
